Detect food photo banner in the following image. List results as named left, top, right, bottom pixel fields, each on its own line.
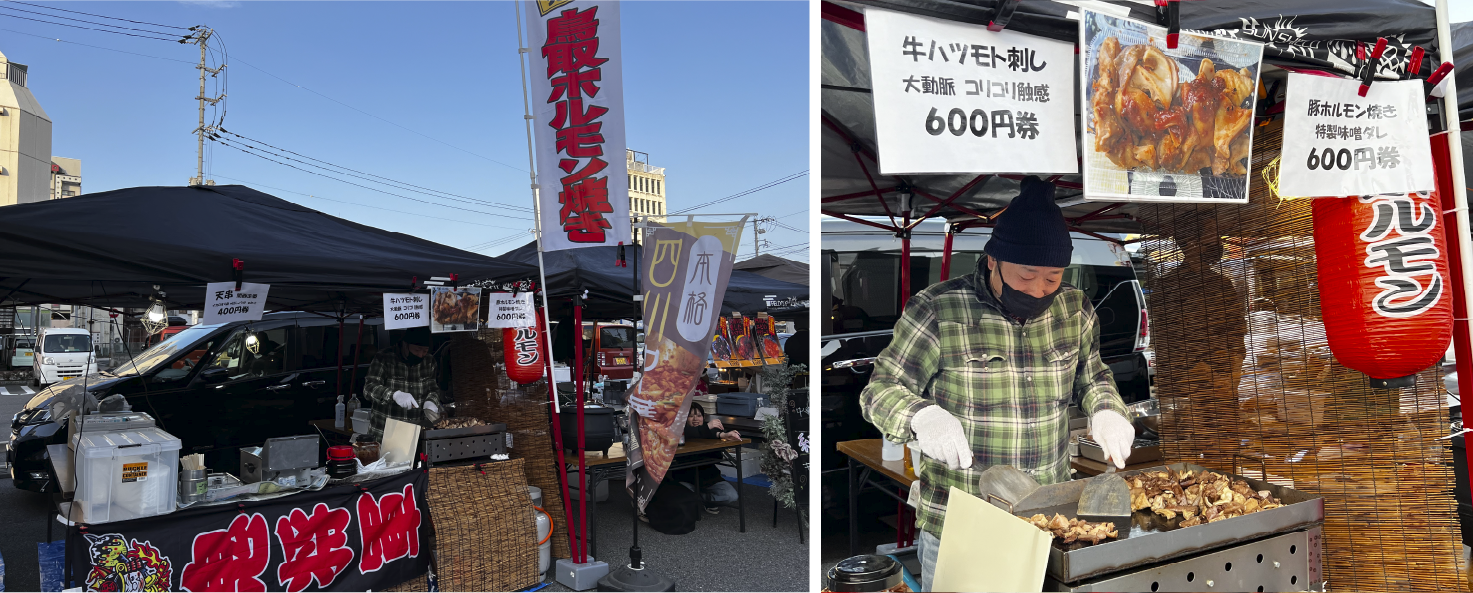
left=68, top=471, right=429, bottom=592
left=382, top=293, right=430, bottom=331
left=203, top=282, right=270, bottom=325
left=429, top=286, right=482, bottom=333
left=525, top=0, right=631, bottom=251
left=866, top=7, right=1077, bottom=175
left=625, top=219, right=745, bottom=512
left=1279, top=74, right=1434, bottom=197
left=1081, top=9, right=1264, bottom=203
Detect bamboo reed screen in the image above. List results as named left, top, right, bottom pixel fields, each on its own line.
left=1137, top=121, right=1465, bottom=591
left=450, top=331, right=572, bottom=561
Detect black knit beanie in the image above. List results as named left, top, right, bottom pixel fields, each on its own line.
left=983, top=176, right=1073, bottom=268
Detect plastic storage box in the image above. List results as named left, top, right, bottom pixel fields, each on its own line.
left=74, top=426, right=181, bottom=523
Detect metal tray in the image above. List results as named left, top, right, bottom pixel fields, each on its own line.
left=422, top=422, right=507, bottom=440
left=1077, top=438, right=1162, bottom=464
left=1014, top=463, right=1324, bottom=584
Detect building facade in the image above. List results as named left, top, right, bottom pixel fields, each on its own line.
left=51, top=156, right=80, bottom=199
left=628, top=149, right=665, bottom=241
left=0, top=50, right=53, bottom=206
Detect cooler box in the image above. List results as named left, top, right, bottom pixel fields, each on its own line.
left=74, top=426, right=181, bottom=523
left=717, top=392, right=763, bottom=417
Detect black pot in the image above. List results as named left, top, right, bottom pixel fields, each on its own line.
left=826, top=555, right=901, bottom=592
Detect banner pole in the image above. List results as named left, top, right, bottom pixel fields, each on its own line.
left=515, top=0, right=577, bottom=562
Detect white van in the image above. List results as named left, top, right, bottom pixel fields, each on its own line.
left=33, top=327, right=97, bottom=386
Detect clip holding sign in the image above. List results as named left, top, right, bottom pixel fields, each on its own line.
left=1358, top=37, right=1388, bottom=97
left=1426, top=61, right=1455, bottom=99
left=986, top=0, right=1020, bottom=32
left=1155, top=0, right=1180, bottom=49
left=231, top=258, right=245, bottom=291
left=1406, top=46, right=1426, bottom=80
left=616, top=242, right=628, bottom=268
left=449, top=273, right=459, bottom=290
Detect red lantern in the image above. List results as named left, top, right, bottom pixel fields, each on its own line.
left=1313, top=189, right=1453, bottom=387
left=504, top=316, right=546, bottom=385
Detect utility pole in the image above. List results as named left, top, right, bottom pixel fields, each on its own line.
left=191, top=27, right=224, bottom=187
left=751, top=216, right=774, bottom=257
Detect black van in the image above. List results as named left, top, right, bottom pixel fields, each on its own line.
left=819, top=219, right=1152, bottom=469
left=9, top=312, right=391, bottom=492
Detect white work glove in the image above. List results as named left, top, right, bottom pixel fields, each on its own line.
left=1090, top=409, right=1136, bottom=469
left=910, top=405, right=973, bottom=471
left=392, top=391, right=418, bottom=409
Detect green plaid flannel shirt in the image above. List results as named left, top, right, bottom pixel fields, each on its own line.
left=860, top=268, right=1128, bottom=539
left=364, top=349, right=443, bottom=441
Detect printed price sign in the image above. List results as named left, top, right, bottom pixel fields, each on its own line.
left=382, top=293, right=430, bottom=330
left=486, top=292, right=535, bottom=328
left=865, top=7, right=1077, bottom=175
left=1279, top=74, right=1434, bottom=197
left=202, top=282, right=269, bottom=325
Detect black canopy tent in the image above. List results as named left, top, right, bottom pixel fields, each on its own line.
left=0, top=185, right=537, bottom=314
left=734, top=253, right=811, bottom=286
left=498, top=241, right=810, bottom=320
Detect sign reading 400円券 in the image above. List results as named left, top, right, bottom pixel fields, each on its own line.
left=1279, top=73, right=1434, bottom=197
left=203, top=282, right=270, bottom=325
left=864, top=7, right=1077, bottom=175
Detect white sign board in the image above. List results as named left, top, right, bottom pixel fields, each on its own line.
left=382, top=293, right=430, bottom=330
left=525, top=0, right=631, bottom=251
left=1279, top=74, right=1434, bottom=197
left=865, top=7, right=1077, bottom=175
left=486, top=292, right=536, bottom=328
left=202, top=282, right=269, bottom=325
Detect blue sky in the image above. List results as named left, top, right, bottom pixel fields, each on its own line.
left=1, top=1, right=809, bottom=261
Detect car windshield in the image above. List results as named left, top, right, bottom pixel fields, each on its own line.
left=110, top=324, right=225, bottom=377
left=44, top=334, right=91, bottom=353
left=600, top=327, right=634, bottom=349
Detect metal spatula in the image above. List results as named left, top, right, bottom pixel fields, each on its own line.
left=974, top=461, right=1041, bottom=513
left=1076, top=457, right=1132, bottom=534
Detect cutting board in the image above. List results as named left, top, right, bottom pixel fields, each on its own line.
left=380, top=418, right=422, bottom=467
left=932, top=486, right=1052, bottom=592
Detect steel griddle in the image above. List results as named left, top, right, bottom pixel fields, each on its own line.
left=1015, top=463, right=1325, bottom=584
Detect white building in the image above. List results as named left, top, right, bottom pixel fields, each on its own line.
left=629, top=149, right=666, bottom=241
left=51, top=156, right=81, bottom=199
left=0, top=50, right=53, bottom=205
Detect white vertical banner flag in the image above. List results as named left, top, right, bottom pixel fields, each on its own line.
left=525, top=0, right=631, bottom=252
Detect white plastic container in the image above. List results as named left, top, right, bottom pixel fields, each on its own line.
left=881, top=438, right=904, bottom=461
left=74, top=426, right=181, bottom=523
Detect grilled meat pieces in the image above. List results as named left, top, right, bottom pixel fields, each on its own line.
left=1128, top=469, right=1284, bottom=527
left=1026, top=513, right=1121, bottom=545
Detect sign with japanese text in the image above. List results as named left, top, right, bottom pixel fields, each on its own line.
left=202, top=282, right=270, bottom=326
left=865, top=8, right=1077, bottom=175
left=1279, top=73, right=1434, bottom=197
left=1081, top=10, right=1264, bottom=203
left=68, top=470, right=429, bottom=592
left=382, top=293, right=430, bottom=331
left=625, top=219, right=745, bottom=513
left=485, top=292, right=536, bottom=328
left=525, top=0, right=631, bottom=252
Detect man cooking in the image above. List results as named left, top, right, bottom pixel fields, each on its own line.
left=860, top=177, right=1135, bottom=591
left=364, top=326, right=444, bottom=441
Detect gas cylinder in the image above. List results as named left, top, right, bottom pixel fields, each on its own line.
left=529, top=486, right=552, bottom=578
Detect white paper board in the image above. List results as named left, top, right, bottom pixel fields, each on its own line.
left=202, top=282, right=269, bottom=325
left=382, top=293, right=430, bottom=330
left=1279, top=74, right=1435, bottom=197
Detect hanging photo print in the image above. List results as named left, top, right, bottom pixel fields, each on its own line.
left=1080, top=9, right=1264, bottom=203
left=429, top=286, right=482, bottom=333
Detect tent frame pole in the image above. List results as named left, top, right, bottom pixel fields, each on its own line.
left=516, top=0, right=577, bottom=562
left=1434, top=0, right=1473, bottom=530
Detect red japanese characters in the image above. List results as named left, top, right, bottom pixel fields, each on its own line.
left=275, top=503, right=354, bottom=592
left=357, top=483, right=423, bottom=573
left=505, top=317, right=546, bottom=384
left=1313, top=190, right=1453, bottom=384
left=180, top=513, right=271, bottom=592
left=543, top=6, right=615, bottom=243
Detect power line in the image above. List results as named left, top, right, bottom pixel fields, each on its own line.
left=0, top=3, right=178, bottom=37
left=4, top=0, right=190, bottom=30
left=221, top=130, right=532, bottom=213
left=0, top=9, right=181, bottom=41
left=210, top=173, right=531, bottom=231
left=0, top=27, right=194, bottom=63
left=226, top=54, right=529, bottom=174
left=214, top=138, right=521, bottom=220
left=776, top=209, right=807, bottom=219
left=670, top=171, right=808, bottom=214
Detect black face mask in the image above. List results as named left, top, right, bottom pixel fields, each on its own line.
left=405, top=354, right=423, bottom=366
left=991, top=263, right=1060, bottom=322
